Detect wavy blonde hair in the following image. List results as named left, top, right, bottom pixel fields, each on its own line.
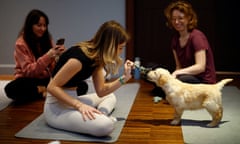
left=164, top=0, right=198, bottom=31
left=77, top=20, right=130, bottom=76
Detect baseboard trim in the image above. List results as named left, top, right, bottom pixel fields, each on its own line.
left=216, top=71, right=240, bottom=75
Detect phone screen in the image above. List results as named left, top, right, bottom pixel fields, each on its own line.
left=56, top=38, right=65, bottom=45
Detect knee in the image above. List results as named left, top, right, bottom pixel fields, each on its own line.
left=109, top=93, right=117, bottom=105
left=91, top=120, right=114, bottom=137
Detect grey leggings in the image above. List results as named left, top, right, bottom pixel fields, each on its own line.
left=44, top=92, right=117, bottom=137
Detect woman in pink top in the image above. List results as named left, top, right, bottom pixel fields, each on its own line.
left=164, top=1, right=216, bottom=84
left=4, top=9, right=65, bottom=103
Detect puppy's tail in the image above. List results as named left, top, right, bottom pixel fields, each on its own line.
left=215, top=78, right=233, bottom=90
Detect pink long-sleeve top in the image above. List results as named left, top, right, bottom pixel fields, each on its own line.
left=14, top=36, right=56, bottom=79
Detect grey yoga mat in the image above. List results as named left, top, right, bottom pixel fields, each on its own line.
left=15, top=82, right=140, bottom=143
left=181, top=86, right=240, bottom=144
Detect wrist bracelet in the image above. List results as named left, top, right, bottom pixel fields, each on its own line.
left=119, top=76, right=125, bottom=85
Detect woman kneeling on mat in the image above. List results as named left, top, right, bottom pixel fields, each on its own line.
left=44, top=20, right=134, bottom=137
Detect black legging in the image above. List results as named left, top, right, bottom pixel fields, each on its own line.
left=176, top=74, right=201, bottom=84
left=4, top=77, right=50, bottom=103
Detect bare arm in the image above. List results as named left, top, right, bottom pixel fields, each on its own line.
left=172, top=50, right=206, bottom=77
left=47, top=58, right=101, bottom=121
left=15, top=39, right=65, bottom=78
left=172, top=49, right=181, bottom=70
left=92, top=59, right=133, bottom=97
left=47, top=58, right=82, bottom=106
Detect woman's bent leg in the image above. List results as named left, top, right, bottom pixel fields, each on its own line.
left=44, top=100, right=114, bottom=137
left=5, top=78, right=41, bottom=103
left=177, top=74, right=201, bottom=84
left=77, top=93, right=117, bottom=115
left=97, top=93, right=116, bottom=115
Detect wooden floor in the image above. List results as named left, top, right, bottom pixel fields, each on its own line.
left=0, top=74, right=239, bottom=144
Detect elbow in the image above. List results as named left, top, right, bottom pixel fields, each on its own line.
left=199, top=64, right=206, bottom=73
left=194, top=62, right=206, bottom=74
left=95, top=88, right=108, bottom=97
left=46, top=85, right=52, bottom=94
left=197, top=66, right=206, bottom=74
left=95, top=91, right=106, bottom=97
left=94, top=86, right=108, bottom=97
left=47, top=82, right=55, bottom=94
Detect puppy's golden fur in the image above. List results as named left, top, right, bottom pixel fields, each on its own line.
left=147, top=68, right=233, bottom=127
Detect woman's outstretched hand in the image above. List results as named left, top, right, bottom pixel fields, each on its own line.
left=77, top=103, right=102, bottom=121
left=124, top=59, right=134, bottom=81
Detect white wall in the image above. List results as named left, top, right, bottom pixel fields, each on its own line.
left=0, top=0, right=126, bottom=75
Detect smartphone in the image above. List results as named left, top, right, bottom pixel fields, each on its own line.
left=56, top=38, right=65, bottom=45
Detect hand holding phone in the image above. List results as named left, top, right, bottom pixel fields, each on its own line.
left=56, top=38, right=65, bottom=45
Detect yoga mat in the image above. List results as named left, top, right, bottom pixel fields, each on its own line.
left=15, top=82, right=140, bottom=143
left=181, top=86, right=240, bottom=144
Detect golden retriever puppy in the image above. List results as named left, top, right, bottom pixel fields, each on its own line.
left=147, top=68, right=233, bottom=127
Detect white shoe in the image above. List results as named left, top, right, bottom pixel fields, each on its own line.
left=48, top=141, right=61, bottom=144
left=0, top=80, right=13, bottom=111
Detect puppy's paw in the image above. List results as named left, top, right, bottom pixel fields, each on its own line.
left=207, top=122, right=218, bottom=127
left=171, top=119, right=181, bottom=125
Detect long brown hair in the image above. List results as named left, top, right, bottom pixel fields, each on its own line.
left=77, top=20, right=130, bottom=76
left=19, top=9, right=52, bottom=58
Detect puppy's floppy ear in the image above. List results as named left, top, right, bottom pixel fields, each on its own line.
left=157, top=74, right=168, bottom=86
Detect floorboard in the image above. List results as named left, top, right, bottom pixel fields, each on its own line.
left=0, top=73, right=239, bottom=144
